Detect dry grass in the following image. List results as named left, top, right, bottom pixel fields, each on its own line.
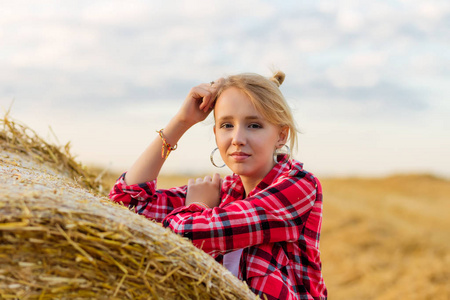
left=0, top=115, right=257, bottom=299
left=320, top=175, right=450, bottom=299
left=0, top=110, right=107, bottom=195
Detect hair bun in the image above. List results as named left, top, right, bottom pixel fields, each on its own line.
left=270, top=71, right=285, bottom=87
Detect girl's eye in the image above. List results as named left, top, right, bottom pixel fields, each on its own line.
left=220, top=123, right=233, bottom=129
left=249, top=123, right=262, bottom=129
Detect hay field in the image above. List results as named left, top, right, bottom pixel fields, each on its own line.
left=106, top=173, right=449, bottom=300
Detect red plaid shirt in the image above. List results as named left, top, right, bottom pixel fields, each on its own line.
left=109, top=159, right=327, bottom=299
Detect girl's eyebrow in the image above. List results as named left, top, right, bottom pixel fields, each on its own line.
left=217, top=115, right=262, bottom=122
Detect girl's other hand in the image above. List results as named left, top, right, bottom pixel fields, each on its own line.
left=175, top=78, right=224, bottom=127
left=185, top=173, right=222, bottom=208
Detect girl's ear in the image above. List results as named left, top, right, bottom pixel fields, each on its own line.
left=277, top=125, right=289, bottom=147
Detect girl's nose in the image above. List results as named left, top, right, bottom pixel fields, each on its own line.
left=231, top=126, right=246, bottom=146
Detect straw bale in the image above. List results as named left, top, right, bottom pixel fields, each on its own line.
left=0, top=116, right=257, bottom=299
left=0, top=114, right=102, bottom=194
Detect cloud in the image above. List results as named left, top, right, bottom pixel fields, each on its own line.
left=324, top=52, right=388, bottom=88
left=1, top=0, right=450, bottom=177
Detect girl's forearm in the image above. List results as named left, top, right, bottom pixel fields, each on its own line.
left=124, top=116, right=192, bottom=185
left=124, top=79, right=220, bottom=185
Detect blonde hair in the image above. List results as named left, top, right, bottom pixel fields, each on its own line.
left=215, top=71, right=299, bottom=153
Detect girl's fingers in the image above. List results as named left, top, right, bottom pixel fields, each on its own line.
left=189, top=86, right=210, bottom=110
left=189, top=174, right=219, bottom=186
left=197, top=91, right=213, bottom=112
left=195, top=80, right=224, bottom=112
left=212, top=173, right=221, bottom=185
left=207, top=78, right=224, bottom=110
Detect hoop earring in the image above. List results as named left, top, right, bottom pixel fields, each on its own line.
left=273, top=145, right=290, bottom=164
left=210, top=147, right=226, bottom=168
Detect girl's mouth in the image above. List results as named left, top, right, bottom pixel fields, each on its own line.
left=230, top=151, right=250, bottom=161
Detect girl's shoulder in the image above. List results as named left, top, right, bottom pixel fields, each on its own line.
left=287, top=159, right=321, bottom=190
left=276, top=159, right=320, bottom=189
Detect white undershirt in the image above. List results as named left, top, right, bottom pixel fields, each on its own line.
left=223, top=249, right=244, bottom=277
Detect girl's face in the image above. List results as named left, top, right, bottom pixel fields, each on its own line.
left=214, top=87, right=287, bottom=181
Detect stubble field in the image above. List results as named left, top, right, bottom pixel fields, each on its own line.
left=319, top=174, right=449, bottom=299
left=103, top=172, right=450, bottom=299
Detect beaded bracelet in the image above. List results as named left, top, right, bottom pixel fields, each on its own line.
left=156, top=129, right=178, bottom=159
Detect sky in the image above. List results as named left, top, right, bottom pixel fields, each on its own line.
left=1, top=0, right=449, bottom=178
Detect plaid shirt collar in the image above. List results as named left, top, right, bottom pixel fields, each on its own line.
left=224, top=157, right=304, bottom=202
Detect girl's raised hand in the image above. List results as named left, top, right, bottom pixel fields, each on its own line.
left=185, top=173, right=222, bottom=208
left=175, top=78, right=224, bottom=127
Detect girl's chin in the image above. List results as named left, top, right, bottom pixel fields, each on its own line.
left=229, top=164, right=256, bottom=177
left=229, top=161, right=276, bottom=178
left=228, top=164, right=248, bottom=174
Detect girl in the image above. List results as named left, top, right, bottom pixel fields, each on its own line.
left=109, top=71, right=327, bottom=299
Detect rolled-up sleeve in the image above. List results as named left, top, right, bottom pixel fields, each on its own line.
left=109, top=173, right=187, bottom=223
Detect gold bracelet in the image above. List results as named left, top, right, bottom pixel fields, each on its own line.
left=156, top=129, right=178, bottom=159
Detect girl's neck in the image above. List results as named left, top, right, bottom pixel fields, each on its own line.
left=240, top=177, right=260, bottom=198
left=239, top=162, right=277, bottom=197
